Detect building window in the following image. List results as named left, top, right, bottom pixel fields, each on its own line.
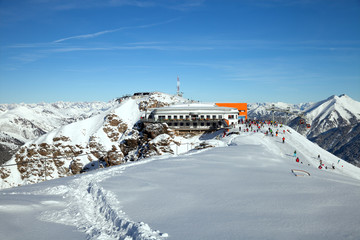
left=200, top=115, right=204, bottom=119
left=179, top=115, right=184, bottom=119
left=186, top=115, right=190, bottom=120
left=201, top=122, right=205, bottom=126
left=174, top=122, right=178, bottom=126
left=218, top=115, right=222, bottom=119
left=174, top=116, right=178, bottom=119
left=159, top=116, right=165, bottom=120
left=186, top=122, right=190, bottom=126
left=228, top=115, right=234, bottom=119
left=206, top=122, right=211, bottom=126
left=212, top=115, right=216, bottom=119
left=206, top=115, right=210, bottom=119
left=168, top=116, right=172, bottom=120
left=168, top=122, right=172, bottom=126
left=180, top=122, right=184, bottom=126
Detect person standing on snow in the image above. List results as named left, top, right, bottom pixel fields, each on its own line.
left=282, top=137, right=285, bottom=143
left=293, top=150, right=297, bottom=157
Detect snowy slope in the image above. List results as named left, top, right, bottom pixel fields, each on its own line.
left=0, top=124, right=359, bottom=240
left=0, top=101, right=115, bottom=142
left=248, top=94, right=360, bottom=166
left=0, top=92, right=190, bottom=189
left=0, top=101, right=115, bottom=165
left=302, top=95, right=360, bottom=166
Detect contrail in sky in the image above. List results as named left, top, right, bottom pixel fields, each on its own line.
left=53, top=19, right=178, bottom=43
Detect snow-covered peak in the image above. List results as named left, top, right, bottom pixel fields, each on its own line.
left=306, top=94, right=360, bottom=123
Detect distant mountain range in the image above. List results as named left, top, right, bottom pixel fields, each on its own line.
left=0, top=101, right=115, bottom=165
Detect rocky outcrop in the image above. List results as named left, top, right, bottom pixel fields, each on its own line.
left=139, top=96, right=170, bottom=111
left=309, top=123, right=360, bottom=167
left=0, top=101, right=114, bottom=168
left=103, top=114, right=128, bottom=142
left=0, top=133, right=25, bottom=165
left=1, top=92, right=193, bottom=188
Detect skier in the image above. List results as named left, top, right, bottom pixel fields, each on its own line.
left=318, top=154, right=320, bottom=160
left=293, top=150, right=297, bottom=157
left=282, top=137, right=285, bottom=143
left=296, top=157, right=300, bottom=163
left=332, top=163, right=335, bottom=169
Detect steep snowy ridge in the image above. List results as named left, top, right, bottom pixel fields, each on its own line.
left=0, top=92, right=190, bottom=189
left=248, top=94, right=360, bottom=166
left=303, top=95, right=360, bottom=166
left=306, top=94, right=360, bottom=127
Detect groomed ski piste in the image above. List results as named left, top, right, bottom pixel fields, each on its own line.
left=1, top=123, right=360, bottom=240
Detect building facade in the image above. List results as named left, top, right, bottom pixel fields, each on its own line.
left=142, top=104, right=239, bottom=131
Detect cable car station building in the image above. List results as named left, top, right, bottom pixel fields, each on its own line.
left=142, top=103, right=245, bottom=131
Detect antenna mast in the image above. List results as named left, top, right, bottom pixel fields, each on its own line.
left=177, top=76, right=182, bottom=97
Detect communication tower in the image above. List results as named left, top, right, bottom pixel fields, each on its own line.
left=177, top=76, right=183, bottom=97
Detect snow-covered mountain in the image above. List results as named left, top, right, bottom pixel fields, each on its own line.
left=304, top=95, right=360, bottom=167
left=1, top=120, right=360, bottom=240
left=0, top=101, right=116, bottom=165
left=0, top=92, right=190, bottom=189
left=1, top=92, right=359, bottom=189
left=248, top=94, right=360, bottom=166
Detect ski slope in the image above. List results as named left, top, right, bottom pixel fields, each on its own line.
left=0, top=124, right=360, bottom=240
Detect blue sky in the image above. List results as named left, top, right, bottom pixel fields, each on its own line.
left=1, top=0, right=359, bottom=104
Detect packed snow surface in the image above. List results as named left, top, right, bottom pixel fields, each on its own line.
left=1, top=125, right=360, bottom=240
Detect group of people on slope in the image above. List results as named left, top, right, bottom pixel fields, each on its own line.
left=293, top=151, right=336, bottom=170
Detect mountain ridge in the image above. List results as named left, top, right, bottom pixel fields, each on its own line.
left=1, top=93, right=359, bottom=189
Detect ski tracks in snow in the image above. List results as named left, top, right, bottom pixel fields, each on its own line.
left=40, top=160, right=169, bottom=240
